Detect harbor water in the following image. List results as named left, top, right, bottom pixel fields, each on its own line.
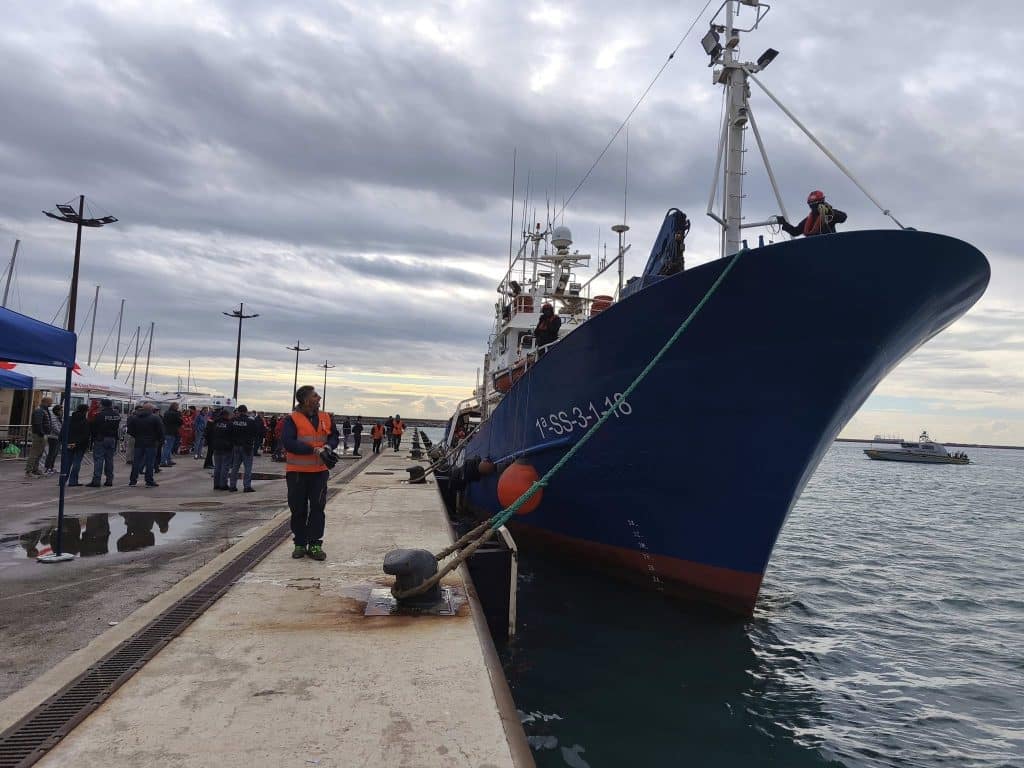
left=494, top=441, right=1024, bottom=767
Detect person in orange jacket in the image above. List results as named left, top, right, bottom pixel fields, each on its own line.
left=370, top=423, right=385, bottom=454
left=779, top=190, right=848, bottom=237
left=391, top=415, right=405, bottom=452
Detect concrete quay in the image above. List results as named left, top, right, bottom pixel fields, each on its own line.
left=3, top=450, right=531, bottom=767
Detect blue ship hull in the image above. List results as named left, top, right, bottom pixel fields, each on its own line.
left=452, top=230, right=989, bottom=615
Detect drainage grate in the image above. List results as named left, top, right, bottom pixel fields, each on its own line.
left=0, top=452, right=376, bottom=768
left=0, top=519, right=290, bottom=768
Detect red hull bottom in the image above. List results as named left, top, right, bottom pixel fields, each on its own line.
left=507, top=522, right=764, bottom=617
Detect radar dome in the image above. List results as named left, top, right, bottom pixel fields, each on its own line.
left=552, top=225, right=573, bottom=250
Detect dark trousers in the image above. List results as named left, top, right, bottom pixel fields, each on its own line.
left=213, top=449, right=231, bottom=488
left=287, top=471, right=328, bottom=547
left=91, top=437, right=116, bottom=483
left=353, top=435, right=362, bottom=455
left=130, top=445, right=157, bottom=485
left=229, top=445, right=253, bottom=490
left=203, top=443, right=214, bottom=469
left=68, top=447, right=88, bottom=485
left=372, top=439, right=382, bottom=454
left=44, top=438, right=59, bottom=470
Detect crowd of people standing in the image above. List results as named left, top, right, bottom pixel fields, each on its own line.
left=24, top=397, right=417, bottom=488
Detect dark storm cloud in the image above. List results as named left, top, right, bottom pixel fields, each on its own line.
left=1, top=0, right=1021, bottom=427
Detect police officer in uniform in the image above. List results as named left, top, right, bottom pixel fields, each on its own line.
left=87, top=399, right=121, bottom=487
left=228, top=405, right=256, bottom=493
left=210, top=408, right=234, bottom=491
left=283, top=385, right=339, bottom=561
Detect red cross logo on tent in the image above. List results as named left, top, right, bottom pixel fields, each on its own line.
left=0, top=361, right=15, bottom=370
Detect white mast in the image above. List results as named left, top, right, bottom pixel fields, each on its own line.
left=87, top=284, right=100, bottom=365
left=721, top=1, right=748, bottom=258
left=113, top=298, right=125, bottom=377
left=703, top=1, right=776, bottom=257
left=2, top=240, right=18, bottom=308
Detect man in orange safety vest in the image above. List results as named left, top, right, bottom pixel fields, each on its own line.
left=282, top=385, right=340, bottom=561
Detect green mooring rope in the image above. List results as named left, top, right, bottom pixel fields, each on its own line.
left=489, top=249, right=745, bottom=530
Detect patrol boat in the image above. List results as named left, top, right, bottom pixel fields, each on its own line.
left=864, top=432, right=969, bottom=464
left=438, top=1, right=990, bottom=615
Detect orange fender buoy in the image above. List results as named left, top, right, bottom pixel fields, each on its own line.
left=497, top=460, right=542, bottom=515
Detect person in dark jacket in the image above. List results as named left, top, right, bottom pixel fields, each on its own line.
left=341, top=416, right=352, bottom=453
left=127, top=403, right=163, bottom=487
left=86, top=398, right=121, bottom=487
left=779, top=190, right=848, bottom=237
left=67, top=404, right=92, bottom=486
left=352, top=416, right=363, bottom=457
left=25, top=396, right=52, bottom=477
left=252, top=412, right=267, bottom=457
left=228, top=405, right=255, bottom=493
left=161, top=403, right=183, bottom=467
left=268, top=415, right=279, bottom=455
left=210, top=408, right=234, bottom=490
left=534, top=303, right=562, bottom=351
left=203, top=413, right=217, bottom=469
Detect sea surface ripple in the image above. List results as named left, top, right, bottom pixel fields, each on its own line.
left=500, top=442, right=1024, bottom=767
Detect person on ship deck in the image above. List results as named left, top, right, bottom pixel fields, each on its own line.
left=534, top=302, right=561, bottom=354
left=779, top=190, right=848, bottom=237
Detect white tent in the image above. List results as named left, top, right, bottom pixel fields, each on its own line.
left=6, top=362, right=135, bottom=398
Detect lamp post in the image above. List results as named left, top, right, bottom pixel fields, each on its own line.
left=287, top=340, right=310, bottom=408
left=41, top=195, right=118, bottom=563
left=223, top=303, right=258, bottom=400
left=318, top=359, right=336, bottom=410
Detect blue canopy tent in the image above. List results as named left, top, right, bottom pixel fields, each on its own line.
left=0, top=367, right=34, bottom=389
left=1, top=306, right=78, bottom=562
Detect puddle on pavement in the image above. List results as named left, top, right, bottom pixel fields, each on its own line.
left=0, top=512, right=202, bottom=562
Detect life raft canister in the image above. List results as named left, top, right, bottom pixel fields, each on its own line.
left=590, top=295, right=614, bottom=317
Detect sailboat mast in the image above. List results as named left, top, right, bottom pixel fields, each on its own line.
left=113, top=299, right=125, bottom=377
left=2, top=240, right=18, bottom=308
left=87, top=285, right=100, bottom=365
left=131, top=325, right=140, bottom=399
left=142, top=322, right=154, bottom=397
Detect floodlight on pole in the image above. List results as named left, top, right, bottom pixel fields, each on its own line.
left=287, top=340, right=310, bottom=408
left=40, top=194, right=118, bottom=563
left=318, top=359, right=336, bottom=410
left=223, top=303, right=258, bottom=400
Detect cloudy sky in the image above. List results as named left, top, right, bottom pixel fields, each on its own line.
left=1, top=0, right=1021, bottom=443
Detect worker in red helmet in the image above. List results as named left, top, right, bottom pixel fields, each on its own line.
left=778, top=190, right=847, bottom=237
left=534, top=302, right=562, bottom=355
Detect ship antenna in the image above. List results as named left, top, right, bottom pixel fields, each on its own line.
left=508, top=148, right=517, bottom=275
left=623, top=122, right=630, bottom=226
